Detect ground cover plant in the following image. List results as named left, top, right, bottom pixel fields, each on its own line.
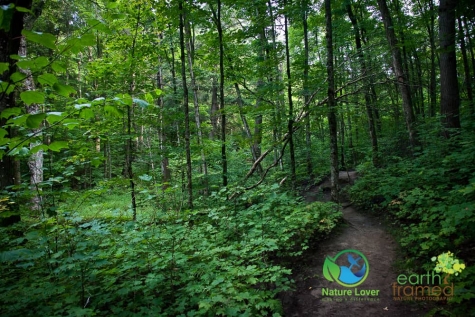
left=348, top=126, right=475, bottom=314
left=0, top=185, right=341, bottom=316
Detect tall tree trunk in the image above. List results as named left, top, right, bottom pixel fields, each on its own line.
left=167, top=24, right=180, bottom=148
left=126, top=3, right=141, bottom=220
left=210, top=1, right=227, bottom=187
left=179, top=0, right=193, bottom=208
left=439, top=0, right=460, bottom=137
left=157, top=34, right=171, bottom=189
left=463, top=17, right=475, bottom=82
left=302, top=0, right=312, bottom=176
left=377, top=0, right=418, bottom=148
left=458, top=17, right=474, bottom=115
left=209, top=76, right=218, bottom=139
left=346, top=2, right=379, bottom=166
left=325, top=0, right=339, bottom=202
left=267, top=0, right=284, bottom=170
left=254, top=12, right=265, bottom=166
left=230, top=79, right=263, bottom=175
left=185, top=12, right=208, bottom=195
left=428, top=0, right=437, bottom=117
left=19, top=35, right=43, bottom=212
left=284, top=0, right=296, bottom=189
left=0, top=0, right=32, bottom=191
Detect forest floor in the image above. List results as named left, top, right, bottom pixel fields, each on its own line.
left=279, top=171, right=431, bottom=316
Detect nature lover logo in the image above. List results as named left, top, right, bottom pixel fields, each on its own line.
left=323, top=249, right=369, bottom=287
left=321, top=249, right=380, bottom=301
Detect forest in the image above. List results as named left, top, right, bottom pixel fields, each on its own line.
left=0, top=0, right=474, bottom=315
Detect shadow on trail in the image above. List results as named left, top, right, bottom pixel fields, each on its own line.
left=279, top=171, right=428, bottom=316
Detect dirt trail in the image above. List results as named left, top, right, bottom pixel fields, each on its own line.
left=280, top=171, right=427, bottom=316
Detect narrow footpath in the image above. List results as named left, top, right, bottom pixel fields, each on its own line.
left=280, top=171, right=429, bottom=316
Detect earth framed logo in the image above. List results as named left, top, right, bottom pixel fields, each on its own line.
left=323, top=249, right=369, bottom=287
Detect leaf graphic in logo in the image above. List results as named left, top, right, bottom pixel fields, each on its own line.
left=323, top=256, right=340, bottom=282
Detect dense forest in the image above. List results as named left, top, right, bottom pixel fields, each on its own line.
left=0, top=0, right=474, bottom=315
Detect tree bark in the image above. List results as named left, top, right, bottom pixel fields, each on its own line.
left=185, top=12, right=208, bottom=195
left=325, top=0, right=339, bottom=202
left=377, top=0, right=418, bottom=148
left=157, top=34, right=171, bottom=189
left=19, top=35, right=43, bottom=212
left=179, top=0, right=193, bottom=208
left=209, top=76, right=218, bottom=139
left=458, top=17, right=474, bottom=115
left=210, top=0, right=227, bottom=187
left=266, top=0, right=284, bottom=170
left=0, top=0, right=32, bottom=190
left=284, top=0, right=296, bottom=189
left=439, top=0, right=460, bottom=136
left=302, top=0, right=312, bottom=176
left=346, top=2, right=379, bottom=166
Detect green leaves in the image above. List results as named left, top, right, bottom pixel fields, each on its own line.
left=0, top=107, right=21, bottom=119
left=53, top=83, right=76, bottom=97
left=49, top=141, right=69, bottom=152
left=37, top=73, right=58, bottom=86
left=26, top=113, right=46, bottom=128
left=22, top=30, right=57, bottom=50
left=20, top=91, right=45, bottom=105
left=0, top=3, right=15, bottom=31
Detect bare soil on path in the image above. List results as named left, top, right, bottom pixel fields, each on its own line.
left=279, top=171, right=429, bottom=316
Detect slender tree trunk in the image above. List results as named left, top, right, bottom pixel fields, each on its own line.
left=458, top=17, right=474, bottom=115
left=18, top=35, right=44, bottom=212
left=210, top=0, right=227, bottom=187
left=179, top=0, right=193, bottom=208
left=185, top=12, right=208, bottom=195
left=346, top=2, right=379, bottom=166
left=167, top=24, right=180, bottom=148
left=377, top=0, right=417, bottom=148
left=439, top=0, right=460, bottom=136
left=125, top=4, right=142, bottom=220
left=302, top=0, right=312, bottom=176
left=428, top=0, right=437, bottom=117
left=284, top=0, right=296, bottom=189
left=267, top=0, right=284, bottom=170
left=210, top=76, right=218, bottom=139
left=413, top=49, right=425, bottom=117
left=0, top=0, right=32, bottom=191
left=254, top=15, right=265, bottom=165
left=157, top=34, right=171, bottom=189
left=325, top=0, right=339, bottom=202
left=231, top=79, right=263, bottom=175
left=463, top=17, right=475, bottom=82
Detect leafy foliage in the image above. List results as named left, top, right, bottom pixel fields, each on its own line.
left=0, top=184, right=341, bottom=316
left=349, top=131, right=475, bottom=310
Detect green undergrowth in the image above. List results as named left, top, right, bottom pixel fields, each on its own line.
left=0, top=184, right=341, bottom=316
left=349, top=131, right=475, bottom=315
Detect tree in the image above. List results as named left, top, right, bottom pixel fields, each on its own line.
left=377, top=0, right=417, bottom=148
left=0, top=1, right=33, bottom=190
left=458, top=17, right=474, bottom=115
left=346, top=1, right=379, bottom=166
left=185, top=8, right=209, bottom=195
left=210, top=0, right=227, bottom=188
left=179, top=0, right=193, bottom=208
left=284, top=0, right=296, bottom=189
left=439, top=0, right=461, bottom=137
left=325, top=0, right=339, bottom=201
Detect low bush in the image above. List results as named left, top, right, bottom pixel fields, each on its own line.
left=0, top=184, right=341, bottom=316
left=348, top=133, right=475, bottom=312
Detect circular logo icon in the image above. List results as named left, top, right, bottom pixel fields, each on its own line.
left=323, top=249, right=369, bottom=287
